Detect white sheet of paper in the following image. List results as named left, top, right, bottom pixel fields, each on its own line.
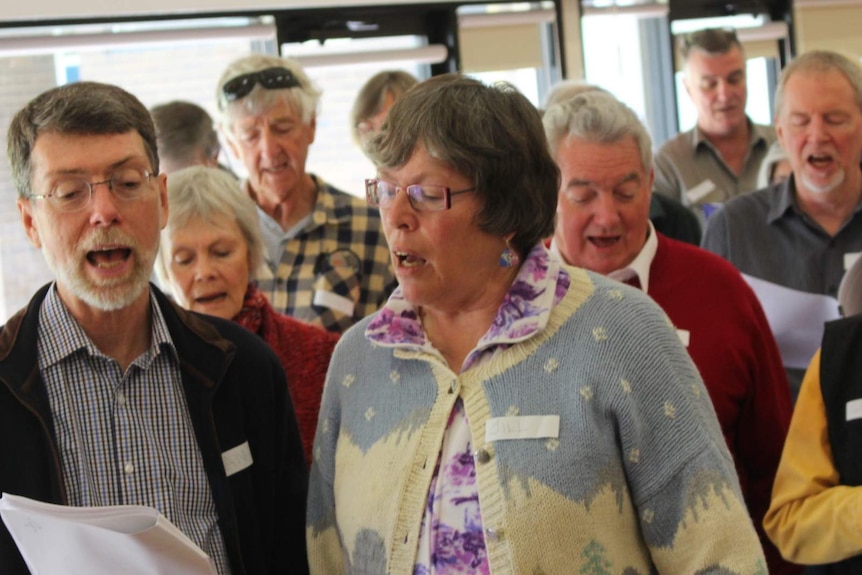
left=743, top=274, right=841, bottom=369
left=0, top=493, right=217, bottom=575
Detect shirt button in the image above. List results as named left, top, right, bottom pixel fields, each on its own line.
left=484, top=527, right=501, bottom=542
left=473, top=449, right=491, bottom=464
left=124, top=462, right=135, bottom=474
left=117, top=393, right=126, bottom=406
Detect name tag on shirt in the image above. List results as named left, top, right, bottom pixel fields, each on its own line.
left=485, top=415, right=560, bottom=442
left=845, top=252, right=861, bottom=271
left=686, top=179, right=716, bottom=204
left=313, top=290, right=355, bottom=317
left=222, top=442, right=253, bottom=477
left=677, top=329, right=690, bottom=347
left=846, top=399, right=862, bottom=422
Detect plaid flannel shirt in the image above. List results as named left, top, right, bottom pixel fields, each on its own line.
left=255, top=176, right=396, bottom=334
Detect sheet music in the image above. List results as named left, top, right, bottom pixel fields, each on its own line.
left=0, top=493, right=217, bottom=575
left=743, top=274, right=841, bottom=369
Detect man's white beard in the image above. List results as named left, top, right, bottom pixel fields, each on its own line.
left=801, top=167, right=845, bottom=195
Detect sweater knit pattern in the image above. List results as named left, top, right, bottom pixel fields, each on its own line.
left=307, top=257, right=766, bottom=574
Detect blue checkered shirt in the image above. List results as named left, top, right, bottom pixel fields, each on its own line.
left=37, top=286, right=231, bottom=574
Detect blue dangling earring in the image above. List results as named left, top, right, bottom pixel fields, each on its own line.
left=499, top=240, right=519, bottom=268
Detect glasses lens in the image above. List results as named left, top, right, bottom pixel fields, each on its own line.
left=222, top=67, right=301, bottom=103
left=407, top=185, right=448, bottom=211
left=259, top=67, right=301, bottom=90
left=222, top=73, right=256, bottom=102
left=375, top=181, right=400, bottom=207
left=52, top=180, right=91, bottom=212
left=111, top=168, right=148, bottom=200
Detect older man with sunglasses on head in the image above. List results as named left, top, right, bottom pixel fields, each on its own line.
left=217, top=56, right=396, bottom=334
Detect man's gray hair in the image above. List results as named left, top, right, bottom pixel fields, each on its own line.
left=217, top=54, right=321, bottom=132
left=156, top=165, right=264, bottom=288
left=543, top=90, right=653, bottom=172
left=774, top=50, right=862, bottom=116
left=679, top=27, right=743, bottom=62
left=7, top=81, right=159, bottom=199
left=542, top=80, right=609, bottom=113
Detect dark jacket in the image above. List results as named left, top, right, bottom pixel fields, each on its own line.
left=0, top=284, right=309, bottom=575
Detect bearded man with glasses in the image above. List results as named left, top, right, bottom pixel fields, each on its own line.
left=217, top=55, right=396, bottom=334
left=1, top=81, right=309, bottom=575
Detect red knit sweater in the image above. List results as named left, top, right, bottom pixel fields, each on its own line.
left=235, top=284, right=339, bottom=468
left=649, top=234, right=798, bottom=575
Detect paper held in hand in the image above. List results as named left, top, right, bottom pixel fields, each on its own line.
left=0, top=492, right=217, bottom=575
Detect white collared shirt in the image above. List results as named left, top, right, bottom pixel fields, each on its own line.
left=550, top=221, right=658, bottom=293
left=607, top=221, right=657, bottom=293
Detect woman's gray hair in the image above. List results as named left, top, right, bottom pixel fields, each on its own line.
left=156, top=165, right=264, bottom=287
left=543, top=91, right=653, bottom=173
left=774, top=50, right=862, bottom=117
left=217, top=54, right=322, bottom=132
left=366, top=73, right=559, bottom=258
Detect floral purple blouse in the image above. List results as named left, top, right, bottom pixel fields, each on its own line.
left=366, top=245, right=570, bottom=574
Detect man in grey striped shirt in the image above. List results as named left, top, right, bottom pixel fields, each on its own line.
left=0, top=81, right=308, bottom=574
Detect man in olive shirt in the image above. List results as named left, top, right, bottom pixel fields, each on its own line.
left=654, top=28, right=774, bottom=219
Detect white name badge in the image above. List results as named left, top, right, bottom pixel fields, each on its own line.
left=846, top=399, right=862, bottom=422
left=845, top=252, right=861, bottom=271
left=485, top=415, right=560, bottom=442
left=222, top=441, right=253, bottom=477
left=313, top=290, right=355, bottom=317
left=677, top=329, right=690, bottom=347
left=686, top=179, right=716, bottom=204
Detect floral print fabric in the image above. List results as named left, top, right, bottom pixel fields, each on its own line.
left=413, top=400, right=490, bottom=575
left=366, top=244, right=570, bottom=370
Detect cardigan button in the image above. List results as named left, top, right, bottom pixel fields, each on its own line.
left=484, top=527, right=501, bottom=542
left=473, top=449, right=491, bottom=464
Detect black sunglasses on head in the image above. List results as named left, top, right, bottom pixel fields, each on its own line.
left=221, top=67, right=302, bottom=102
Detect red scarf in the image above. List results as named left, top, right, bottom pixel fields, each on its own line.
left=233, top=283, right=266, bottom=335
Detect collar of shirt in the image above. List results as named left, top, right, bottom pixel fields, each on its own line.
left=766, top=175, right=798, bottom=224
left=37, top=283, right=176, bottom=370
left=365, top=244, right=571, bottom=370
left=767, top=172, right=862, bottom=226
left=607, top=220, right=657, bottom=293
left=252, top=175, right=348, bottom=265
left=691, top=118, right=770, bottom=156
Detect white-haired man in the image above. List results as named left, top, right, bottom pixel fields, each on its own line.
left=544, top=90, right=799, bottom=575
left=217, top=55, right=396, bottom=333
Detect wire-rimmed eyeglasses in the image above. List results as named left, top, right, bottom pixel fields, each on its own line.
left=365, top=178, right=475, bottom=212
left=29, top=167, right=156, bottom=213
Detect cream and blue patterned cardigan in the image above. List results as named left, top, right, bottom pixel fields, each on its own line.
left=307, top=262, right=766, bottom=574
